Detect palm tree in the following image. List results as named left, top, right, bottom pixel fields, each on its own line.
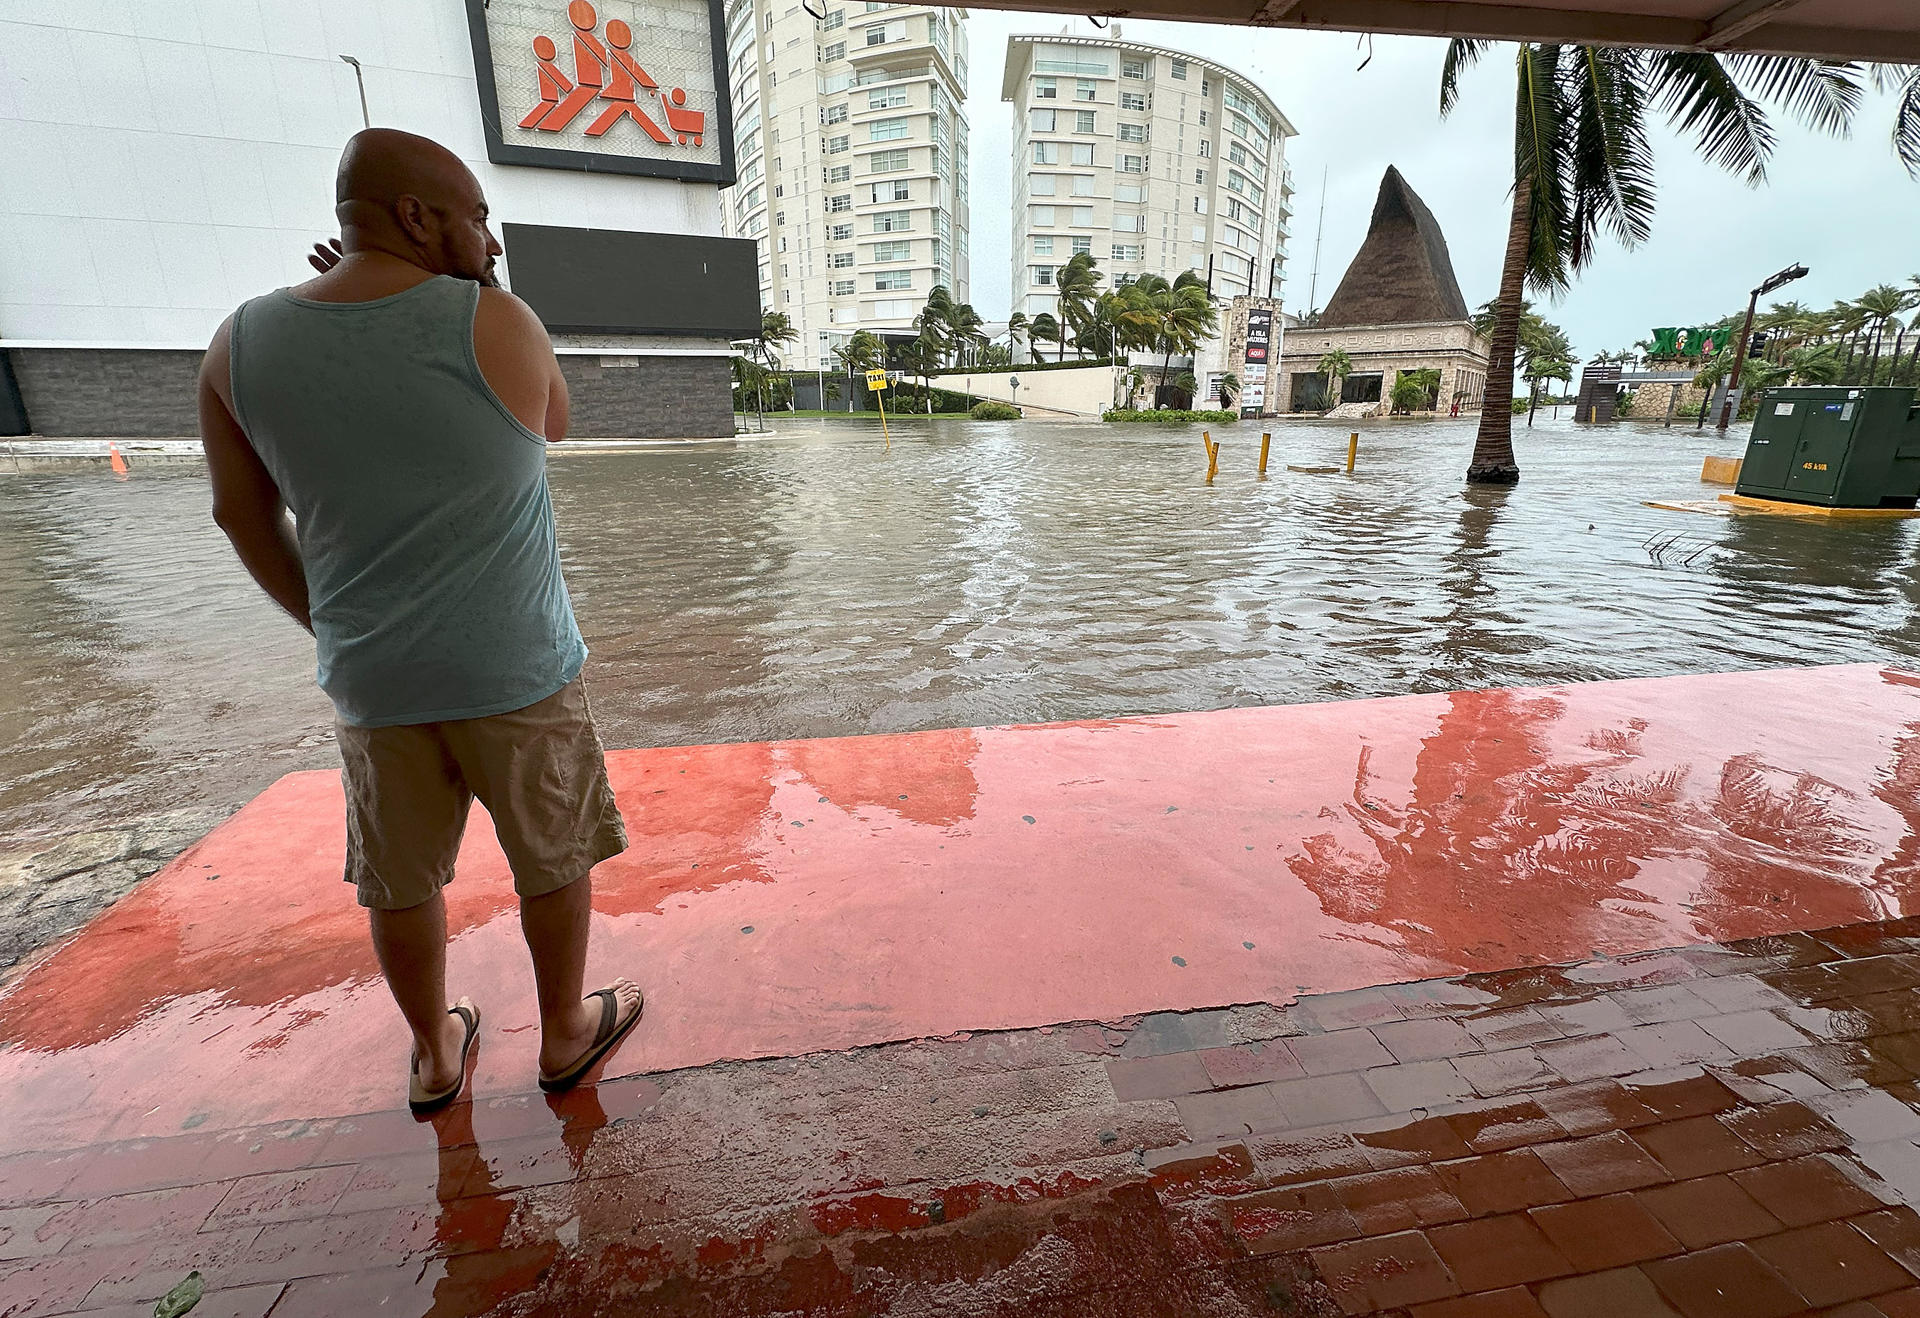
left=1316, top=348, right=1353, bottom=410
left=1855, top=285, right=1914, bottom=385
left=754, top=310, right=798, bottom=413
left=898, top=334, right=942, bottom=413
left=1004, top=311, right=1030, bottom=361
left=1114, top=275, right=1219, bottom=406
left=831, top=330, right=884, bottom=411
left=1054, top=254, right=1105, bottom=358
left=1440, top=40, right=1865, bottom=484
left=1219, top=371, right=1241, bottom=410
left=945, top=301, right=988, bottom=369
left=1029, top=312, right=1063, bottom=363
left=1875, top=65, right=1920, bottom=177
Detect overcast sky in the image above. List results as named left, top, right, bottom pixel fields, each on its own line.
left=962, top=15, right=1920, bottom=361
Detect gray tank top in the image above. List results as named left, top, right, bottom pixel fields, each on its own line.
left=229, top=276, right=585, bottom=727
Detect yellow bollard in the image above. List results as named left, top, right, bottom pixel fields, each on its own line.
left=877, top=391, right=890, bottom=451
left=1346, top=432, right=1359, bottom=474
left=1258, top=431, right=1271, bottom=476
left=1205, top=431, right=1220, bottom=482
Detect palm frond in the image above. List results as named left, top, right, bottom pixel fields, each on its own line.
left=1894, top=65, right=1920, bottom=177
left=1441, top=38, right=1491, bottom=116
left=1566, top=45, right=1656, bottom=267
left=1514, top=44, right=1571, bottom=292
left=1725, top=54, right=1863, bottom=139
left=1645, top=50, right=1775, bottom=185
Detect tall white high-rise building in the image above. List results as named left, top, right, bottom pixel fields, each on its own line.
left=1001, top=34, right=1294, bottom=322
left=721, top=0, right=970, bottom=368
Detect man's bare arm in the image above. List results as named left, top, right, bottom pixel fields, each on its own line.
left=200, top=319, right=313, bottom=633
left=474, top=287, right=570, bottom=443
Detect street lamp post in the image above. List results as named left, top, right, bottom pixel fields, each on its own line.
left=1717, top=261, right=1808, bottom=431
left=340, top=56, right=369, bottom=129
left=1009, top=375, right=1020, bottom=413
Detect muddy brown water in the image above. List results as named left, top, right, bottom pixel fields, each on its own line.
left=3, top=415, right=1915, bottom=842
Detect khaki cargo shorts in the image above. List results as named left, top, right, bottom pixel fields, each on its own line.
left=336, top=677, right=628, bottom=910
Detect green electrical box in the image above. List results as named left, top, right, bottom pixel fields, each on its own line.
left=1736, top=386, right=1920, bottom=508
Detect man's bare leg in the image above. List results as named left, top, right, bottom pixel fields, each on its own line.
left=369, top=892, right=468, bottom=1092
left=521, top=874, right=641, bottom=1075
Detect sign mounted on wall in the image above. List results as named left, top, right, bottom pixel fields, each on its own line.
left=466, top=0, right=735, bottom=184
left=1244, top=308, right=1273, bottom=365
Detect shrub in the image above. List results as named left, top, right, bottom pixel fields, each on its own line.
left=934, top=357, right=1114, bottom=376
left=1102, top=408, right=1237, bottom=423
left=970, top=400, right=1021, bottom=420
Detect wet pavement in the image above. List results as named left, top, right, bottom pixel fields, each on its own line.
left=12, top=918, right=1920, bottom=1314
left=7, top=664, right=1920, bottom=1313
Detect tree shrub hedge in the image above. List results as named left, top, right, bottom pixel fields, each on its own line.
left=1102, top=408, right=1237, bottom=423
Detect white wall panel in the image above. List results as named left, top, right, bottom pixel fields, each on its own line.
left=1, top=1, right=727, bottom=345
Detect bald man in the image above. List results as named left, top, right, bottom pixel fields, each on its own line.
left=198, top=129, right=643, bottom=1114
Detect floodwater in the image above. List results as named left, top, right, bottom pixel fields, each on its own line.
left=3, top=414, right=1917, bottom=841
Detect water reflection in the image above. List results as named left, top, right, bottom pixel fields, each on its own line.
left=5, top=417, right=1919, bottom=843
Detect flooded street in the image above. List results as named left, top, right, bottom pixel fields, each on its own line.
left=3, top=413, right=1917, bottom=845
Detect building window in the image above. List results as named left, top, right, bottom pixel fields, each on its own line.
left=1121, top=59, right=1146, bottom=80
left=865, top=24, right=887, bottom=45
left=831, top=279, right=855, bottom=295
left=1194, top=168, right=1207, bottom=186
left=1075, top=109, right=1095, bottom=133
left=1193, top=196, right=1207, bottom=213
left=1198, top=140, right=1211, bottom=157
left=824, top=103, right=848, bottom=124
left=828, top=194, right=851, bottom=212
left=1170, top=58, right=1187, bottom=79
left=827, top=164, right=851, bottom=183
left=830, top=251, right=854, bottom=267
left=1033, top=141, right=1059, bottom=165
left=1029, top=172, right=1057, bottom=196
left=867, top=179, right=910, bottom=202
left=1113, top=213, right=1143, bottom=233
left=1114, top=182, right=1144, bottom=203
left=1202, top=79, right=1212, bottom=96
left=1119, top=154, right=1144, bottom=173
left=869, top=117, right=909, bottom=141
left=1031, top=108, right=1057, bottom=132
left=1069, top=205, right=1094, bottom=226
left=829, top=222, right=853, bottom=240
left=866, top=148, right=910, bottom=172
left=823, top=41, right=845, bottom=61
left=1118, top=122, right=1145, bottom=143
left=1113, top=243, right=1142, bottom=260
left=1033, top=235, right=1054, bottom=256
left=1031, top=204, right=1056, bottom=226
left=1032, top=265, right=1054, bottom=286
left=1075, top=78, right=1096, bottom=101
left=869, top=299, right=915, bottom=319
left=869, top=86, right=908, bottom=109
left=1071, top=235, right=1091, bottom=255
left=824, top=8, right=844, bottom=27
left=1071, top=174, right=1095, bottom=196
left=828, top=135, right=849, bottom=154
left=1121, top=90, right=1146, bottom=111
left=1191, top=224, right=1207, bottom=242
left=1035, top=77, right=1057, bottom=99
left=873, top=210, right=912, bottom=232
left=873, top=238, right=912, bottom=260
left=775, top=210, right=785, bottom=225
left=874, top=269, right=913, bottom=291
left=1070, top=142, right=1094, bottom=165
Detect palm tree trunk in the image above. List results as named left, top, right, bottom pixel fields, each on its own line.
left=1905, top=335, right=1920, bottom=387
left=1868, top=324, right=1886, bottom=386
left=1468, top=177, right=1530, bottom=484
left=1526, top=379, right=1539, bottom=428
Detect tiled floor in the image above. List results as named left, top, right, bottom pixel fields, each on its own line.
left=14, top=922, right=1920, bottom=1314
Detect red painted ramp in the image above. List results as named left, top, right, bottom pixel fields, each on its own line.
left=4, top=664, right=1920, bottom=1154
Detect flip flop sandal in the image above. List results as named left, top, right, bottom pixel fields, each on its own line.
left=409, top=1002, right=481, bottom=1115
left=539, top=987, right=645, bottom=1093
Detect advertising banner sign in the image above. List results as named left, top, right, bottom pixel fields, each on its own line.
left=1244, top=308, right=1273, bottom=365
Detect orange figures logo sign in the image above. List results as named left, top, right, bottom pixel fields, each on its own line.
left=467, top=0, right=732, bottom=183
left=519, top=1, right=704, bottom=148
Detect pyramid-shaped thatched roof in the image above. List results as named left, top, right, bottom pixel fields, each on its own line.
left=1318, top=167, right=1470, bottom=328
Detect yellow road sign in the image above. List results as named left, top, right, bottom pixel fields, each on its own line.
left=866, top=369, right=889, bottom=390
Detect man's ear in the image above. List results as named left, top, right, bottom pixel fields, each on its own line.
left=393, top=195, right=433, bottom=245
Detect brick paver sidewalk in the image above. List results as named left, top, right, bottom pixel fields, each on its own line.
left=12, top=921, right=1920, bottom=1315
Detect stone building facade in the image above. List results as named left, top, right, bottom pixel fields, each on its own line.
left=1276, top=320, right=1487, bottom=415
